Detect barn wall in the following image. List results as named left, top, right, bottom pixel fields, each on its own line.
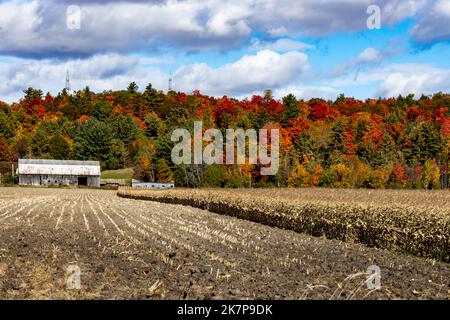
left=19, top=174, right=100, bottom=187
left=132, top=182, right=175, bottom=189
left=19, top=175, right=41, bottom=186
left=87, top=176, right=100, bottom=188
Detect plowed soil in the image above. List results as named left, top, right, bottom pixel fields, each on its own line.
left=0, top=188, right=448, bottom=299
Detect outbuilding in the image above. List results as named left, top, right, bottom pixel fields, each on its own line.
left=18, top=159, right=101, bottom=187
left=131, top=179, right=175, bottom=189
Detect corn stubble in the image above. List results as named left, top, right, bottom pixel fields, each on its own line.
left=1, top=187, right=448, bottom=299
left=118, top=188, right=450, bottom=262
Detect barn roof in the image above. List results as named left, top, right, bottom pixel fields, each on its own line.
left=18, top=159, right=100, bottom=176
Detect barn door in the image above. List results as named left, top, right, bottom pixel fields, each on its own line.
left=78, top=177, right=88, bottom=186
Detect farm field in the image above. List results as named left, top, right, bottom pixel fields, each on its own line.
left=101, top=168, right=134, bottom=181
left=0, top=187, right=449, bottom=299
left=118, top=188, right=450, bottom=262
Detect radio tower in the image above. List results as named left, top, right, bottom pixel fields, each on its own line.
left=65, top=70, right=71, bottom=93
left=168, top=71, right=173, bottom=92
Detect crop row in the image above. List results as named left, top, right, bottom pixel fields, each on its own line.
left=118, top=188, right=450, bottom=262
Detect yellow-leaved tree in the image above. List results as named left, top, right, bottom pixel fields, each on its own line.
left=288, top=162, right=310, bottom=188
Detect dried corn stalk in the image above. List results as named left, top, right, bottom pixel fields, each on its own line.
left=118, top=188, right=450, bottom=262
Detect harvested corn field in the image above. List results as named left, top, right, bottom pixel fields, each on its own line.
left=118, top=188, right=450, bottom=262
left=0, top=187, right=449, bottom=299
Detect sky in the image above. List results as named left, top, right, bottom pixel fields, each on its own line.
left=0, top=0, right=449, bottom=103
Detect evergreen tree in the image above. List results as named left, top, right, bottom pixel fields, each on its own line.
left=156, top=159, right=174, bottom=182
left=111, top=115, right=137, bottom=145
left=144, top=113, right=162, bottom=138
left=49, top=135, right=71, bottom=160
left=23, top=87, right=43, bottom=102
left=0, top=111, right=14, bottom=139
left=30, top=125, right=52, bottom=158
left=404, top=123, right=445, bottom=165
left=325, top=121, right=345, bottom=166
left=357, top=141, right=384, bottom=168
left=104, top=139, right=128, bottom=170
left=74, top=119, right=114, bottom=167
left=92, top=99, right=112, bottom=121
left=143, top=84, right=163, bottom=108
left=281, top=94, right=299, bottom=124
left=127, top=82, right=139, bottom=94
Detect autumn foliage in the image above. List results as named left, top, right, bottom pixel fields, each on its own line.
left=0, top=86, right=448, bottom=189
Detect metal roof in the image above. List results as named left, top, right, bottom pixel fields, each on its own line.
left=18, top=159, right=100, bottom=176
left=19, top=159, right=100, bottom=166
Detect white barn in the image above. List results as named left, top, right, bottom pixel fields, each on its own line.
left=18, top=159, right=101, bottom=187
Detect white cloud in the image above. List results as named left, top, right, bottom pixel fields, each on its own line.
left=273, top=85, right=339, bottom=100
left=375, top=64, right=450, bottom=97
left=0, top=54, right=168, bottom=102
left=411, top=0, right=450, bottom=45
left=435, top=0, right=450, bottom=15
left=0, top=0, right=445, bottom=58
left=252, top=0, right=429, bottom=37
left=0, top=0, right=219, bottom=57
left=0, top=1, right=42, bottom=52
left=173, top=50, right=309, bottom=96
left=329, top=62, right=450, bottom=98
left=332, top=47, right=383, bottom=76
left=358, top=47, right=382, bottom=62
left=1, top=51, right=449, bottom=103
left=204, top=0, right=252, bottom=36
left=382, top=0, right=428, bottom=25
left=0, top=49, right=311, bottom=102
left=0, top=0, right=448, bottom=103
left=250, top=38, right=316, bottom=52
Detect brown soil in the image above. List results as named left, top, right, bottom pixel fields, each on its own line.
left=0, top=188, right=448, bottom=299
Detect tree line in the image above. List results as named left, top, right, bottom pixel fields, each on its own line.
left=0, top=84, right=449, bottom=189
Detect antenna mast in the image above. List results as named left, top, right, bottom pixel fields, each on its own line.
left=65, top=70, right=71, bottom=92
left=168, top=71, right=173, bottom=92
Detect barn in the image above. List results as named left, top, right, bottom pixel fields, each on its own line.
left=18, top=159, right=101, bottom=187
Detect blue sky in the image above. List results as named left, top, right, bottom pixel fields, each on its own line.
left=0, top=0, right=449, bottom=103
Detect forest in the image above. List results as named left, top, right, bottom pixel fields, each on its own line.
left=0, top=83, right=449, bottom=189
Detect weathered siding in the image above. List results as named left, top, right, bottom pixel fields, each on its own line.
left=131, top=181, right=175, bottom=189
left=19, top=174, right=100, bottom=187
left=18, top=159, right=101, bottom=188
left=100, top=179, right=127, bottom=186
left=87, top=176, right=100, bottom=188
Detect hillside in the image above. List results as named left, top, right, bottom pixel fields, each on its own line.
left=0, top=86, right=449, bottom=189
